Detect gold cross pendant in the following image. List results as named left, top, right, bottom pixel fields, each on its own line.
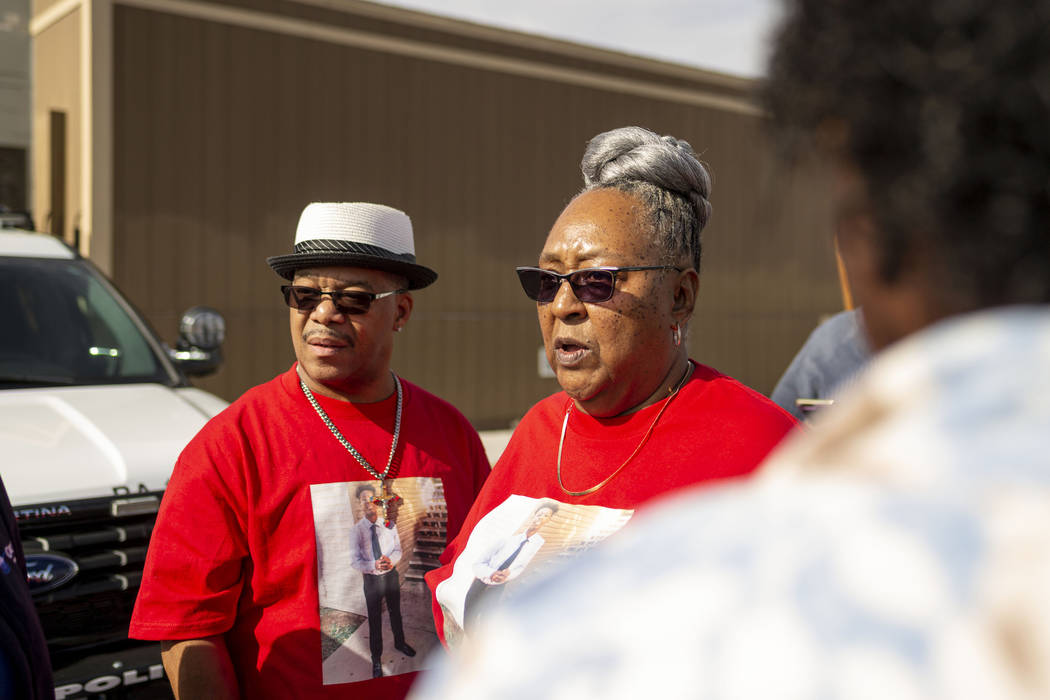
left=371, top=480, right=402, bottom=528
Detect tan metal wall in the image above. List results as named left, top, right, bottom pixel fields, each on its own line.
left=110, top=3, right=838, bottom=429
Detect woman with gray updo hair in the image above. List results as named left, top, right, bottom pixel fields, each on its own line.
left=427, top=126, right=794, bottom=646
left=581, top=126, right=713, bottom=273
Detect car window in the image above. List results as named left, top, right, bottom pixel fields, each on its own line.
left=0, top=257, right=172, bottom=386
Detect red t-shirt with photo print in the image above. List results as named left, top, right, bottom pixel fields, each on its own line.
left=426, top=360, right=797, bottom=645
left=130, top=365, right=490, bottom=699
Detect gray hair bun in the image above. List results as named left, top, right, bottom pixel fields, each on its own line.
left=581, top=126, right=712, bottom=229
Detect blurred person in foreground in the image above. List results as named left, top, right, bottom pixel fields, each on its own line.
left=415, top=0, right=1050, bottom=697
left=130, top=203, right=490, bottom=699
left=424, top=126, right=796, bottom=646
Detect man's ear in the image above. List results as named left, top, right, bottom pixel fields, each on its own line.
left=394, top=292, right=414, bottom=330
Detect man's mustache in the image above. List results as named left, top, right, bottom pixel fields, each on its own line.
left=302, top=328, right=354, bottom=346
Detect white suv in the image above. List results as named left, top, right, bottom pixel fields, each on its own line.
left=0, top=229, right=228, bottom=698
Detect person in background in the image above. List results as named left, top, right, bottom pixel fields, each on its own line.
left=0, top=475, right=52, bottom=700
left=414, top=0, right=1050, bottom=697
left=130, top=203, right=490, bottom=699
left=771, top=307, right=870, bottom=420
left=425, top=125, right=796, bottom=646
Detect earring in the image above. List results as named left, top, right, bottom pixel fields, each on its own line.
left=395, top=326, right=403, bottom=333
left=672, top=324, right=682, bottom=347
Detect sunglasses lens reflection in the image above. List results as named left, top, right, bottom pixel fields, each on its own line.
left=282, top=286, right=311, bottom=309
left=332, top=293, right=372, bottom=314
left=282, top=286, right=373, bottom=314
left=516, top=270, right=545, bottom=301
left=287, top=287, right=319, bottom=309
left=535, top=274, right=562, bottom=302
left=570, top=270, right=614, bottom=302
left=516, top=269, right=616, bottom=303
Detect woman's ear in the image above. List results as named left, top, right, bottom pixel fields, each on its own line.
left=671, top=268, right=699, bottom=323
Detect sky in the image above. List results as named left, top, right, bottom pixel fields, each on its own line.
left=371, top=0, right=782, bottom=78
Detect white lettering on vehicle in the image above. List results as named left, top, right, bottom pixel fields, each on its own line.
left=123, top=667, right=151, bottom=685
left=14, top=505, right=72, bottom=521
left=55, top=685, right=81, bottom=700
left=84, top=676, right=121, bottom=693
left=54, top=664, right=165, bottom=699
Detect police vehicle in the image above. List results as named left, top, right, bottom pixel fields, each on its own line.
left=1, top=229, right=228, bottom=698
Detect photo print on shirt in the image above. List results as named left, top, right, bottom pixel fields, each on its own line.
left=311, top=477, right=448, bottom=685
left=435, top=494, right=633, bottom=645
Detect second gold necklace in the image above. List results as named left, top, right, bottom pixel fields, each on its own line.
left=556, top=362, right=694, bottom=497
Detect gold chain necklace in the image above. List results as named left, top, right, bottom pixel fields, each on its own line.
left=299, top=369, right=404, bottom=526
left=556, top=362, right=694, bottom=497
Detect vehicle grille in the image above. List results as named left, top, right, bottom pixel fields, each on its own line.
left=16, top=492, right=162, bottom=654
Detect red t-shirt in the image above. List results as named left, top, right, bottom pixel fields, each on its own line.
left=130, top=366, right=491, bottom=699
left=425, top=361, right=797, bottom=645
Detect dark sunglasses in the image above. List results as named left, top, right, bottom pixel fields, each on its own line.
left=515, top=265, right=681, bottom=303
left=281, top=285, right=405, bottom=315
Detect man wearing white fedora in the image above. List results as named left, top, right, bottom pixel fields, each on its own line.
left=130, top=203, right=491, bottom=699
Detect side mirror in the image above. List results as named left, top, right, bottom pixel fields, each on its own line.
left=169, top=306, right=226, bottom=376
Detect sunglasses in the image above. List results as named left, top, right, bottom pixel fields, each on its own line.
left=515, top=266, right=681, bottom=303
left=281, top=285, right=405, bottom=315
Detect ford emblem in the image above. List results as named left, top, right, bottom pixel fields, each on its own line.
left=25, top=553, right=79, bottom=594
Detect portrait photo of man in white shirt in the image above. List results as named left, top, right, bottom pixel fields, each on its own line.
left=463, top=501, right=558, bottom=632
left=350, top=483, right=416, bottom=677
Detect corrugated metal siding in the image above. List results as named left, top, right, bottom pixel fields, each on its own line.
left=112, top=4, right=838, bottom=429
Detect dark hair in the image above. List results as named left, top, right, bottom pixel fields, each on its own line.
left=533, top=500, right=560, bottom=517
left=354, top=483, right=376, bottom=500
left=580, top=126, right=713, bottom=272
left=764, top=0, right=1050, bottom=309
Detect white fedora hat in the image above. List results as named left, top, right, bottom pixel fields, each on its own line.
left=267, top=202, right=437, bottom=289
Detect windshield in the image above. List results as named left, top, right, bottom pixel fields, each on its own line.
left=0, top=257, right=176, bottom=387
